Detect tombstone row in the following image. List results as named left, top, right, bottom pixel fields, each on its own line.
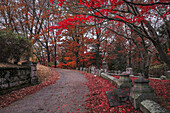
left=79, top=67, right=169, bottom=112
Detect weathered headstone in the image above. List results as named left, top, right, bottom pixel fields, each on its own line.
left=83, top=67, right=86, bottom=72
left=118, top=70, right=121, bottom=75
left=96, top=69, right=100, bottom=76
left=80, top=67, right=82, bottom=71
left=130, top=76, right=156, bottom=109
left=114, top=71, right=118, bottom=75
left=99, top=69, right=104, bottom=76
left=102, top=59, right=107, bottom=72
left=126, top=68, right=133, bottom=75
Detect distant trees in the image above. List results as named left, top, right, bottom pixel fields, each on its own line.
left=0, top=30, right=32, bottom=64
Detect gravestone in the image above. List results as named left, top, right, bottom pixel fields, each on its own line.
left=83, top=67, right=86, bottom=72
left=96, top=69, right=100, bottom=76
left=118, top=70, right=121, bottom=75
left=80, top=67, right=82, bottom=71
left=102, top=59, right=107, bottom=72
left=130, top=76, right=156, bottom=109
left=126, top=68, right=133, bottom=75
left=117, top=74, right=132, bottom=89
left=99, top=70, right=104, bottom=76
left=114, top=71, right=118, bottom=75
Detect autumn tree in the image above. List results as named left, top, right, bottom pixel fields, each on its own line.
left=50, top=0, right=170, bottom=77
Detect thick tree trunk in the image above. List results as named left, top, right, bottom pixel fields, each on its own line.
left=54, top=43, right=57, bottom=68
left=46, top=41, right=50, bottom=63
left=153, top=41, right=170, bottom=68
left=142, top=53, right=151, bottom=78
left=96, top=44, right=100, bottom=69
left=76, top=52, right=79, bottom=69
left=129, top=39, right=132, bottom=67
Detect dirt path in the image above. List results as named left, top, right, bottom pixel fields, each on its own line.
left=0, top=68, right=89, bottom=113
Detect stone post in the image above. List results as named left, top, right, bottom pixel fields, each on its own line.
left=130, top=76, right=156, bottom=109
left=22, top=61, right=38, bottom=85
left=117, top=74, right=132, bottom=89
left=80, top=67, right=82, bottom=71
left=30, top=62, right=39, bottom=85
left=96, top=69, right=100, bottom=76
left=102, top=59, right=107, bottom=72
left=114, top=71, right=118, bottom=75
left=118, top=70, right=121, bottom=75
left=83, top=67, right=86, bottom=72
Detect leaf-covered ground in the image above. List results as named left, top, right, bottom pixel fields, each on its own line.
left=111, top=75, right=170, bottom=111
left=81, top=72, right=142, bottom=113
left=0, top=65, right=59, bottom=109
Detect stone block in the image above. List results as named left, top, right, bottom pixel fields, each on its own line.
left=160, top=75, right=166, bottom=80
left=80, top=67, right=82, bottom=71
left=0, top=83, right=9, bottom=89
left=0, top=78, right=7, bottom=84
left=140, top=100, right=169, bottom=113
left=10, top=77, right=19, bottom=82
left=117, top=70, right=121, bottom=75
left=117, top=74, right=132, bottom=89
left=96, top=69, right=100, bottom=76
left=10, top=81, right=20, bottom=87
left=130, top=76, right=156, bottom=109
left=126, top=68, right=133, bottom=75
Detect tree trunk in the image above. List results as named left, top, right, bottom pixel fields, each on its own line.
left=129, top=39, right=132, bottom=67
left=46, top=41, right=50, bottom=63
left=96, top=44, right=100, bottom=69
left=153, top=41, right=170, bottom=68
left=76, top=52, right=79, bottom=70
left=142, top=54, right=151, bottom=78
left=54, top=43, right=57, bottom=68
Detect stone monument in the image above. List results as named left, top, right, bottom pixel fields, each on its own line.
left=130, top=75, right=156, bottom=109
left=117, top=74, right=132, bottom=89
left=126, top=68, right=133, bottom=75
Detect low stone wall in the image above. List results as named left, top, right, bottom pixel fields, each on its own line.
left=101, top=72, right=118, bottom=86
left=0, top=66, right=31, bottom=95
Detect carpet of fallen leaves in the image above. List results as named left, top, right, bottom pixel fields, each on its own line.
left=82, top=72, right=141, bottom=113
left=112, top=75, right=170, bottom=111
left=0, top=67, right=59, bottom=109
left=37, top=64, right=53, bottom=83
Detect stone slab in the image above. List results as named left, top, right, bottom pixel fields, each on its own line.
left=140, top=100, right=169, bottom=113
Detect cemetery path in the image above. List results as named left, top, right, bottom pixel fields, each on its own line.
left=0, top=68, right=89, bottom=113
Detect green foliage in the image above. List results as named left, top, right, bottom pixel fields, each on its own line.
left=149, top=64, right=169, bottom=78
left=0, top=30, right=32, bottom=63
